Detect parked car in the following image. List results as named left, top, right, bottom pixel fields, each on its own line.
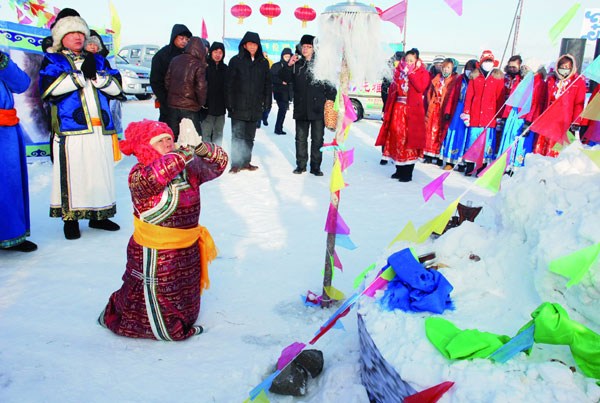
left=117, top=44, right=159, bottom=68
left=115, top=55, right=153, bottom=100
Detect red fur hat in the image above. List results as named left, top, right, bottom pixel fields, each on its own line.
left=480, top=50, right=495, bottom=63
left=120, top=119, right=174, bottom=166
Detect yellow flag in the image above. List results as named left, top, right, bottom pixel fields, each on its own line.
left=416, top=198, right=460, bottom=243
left=109, top=1, right=121, bottom=55
left=324, top=286, right=345, bottom=301
left=582, top=149, right=600, bottom=170
left=388, top=221, right=417, bottom=247
left=329, top=159, right=346, bottom=193
left=475, top=151, right=508, bottom=194
left=581, top=93, right=600, bottom=121
left=243, top=390, right=270, bottom=403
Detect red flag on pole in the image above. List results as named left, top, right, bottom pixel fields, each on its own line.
left=202, top=18, right=208, bottom=39
left=529, top=86, right=577, bottom=145
left=380, top=1, right=407, bottom=32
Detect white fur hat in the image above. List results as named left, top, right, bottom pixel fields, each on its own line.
left=48, top=16, right=90, bottom=53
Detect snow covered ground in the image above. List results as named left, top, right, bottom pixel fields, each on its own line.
left=1, top=99, right=598, bottom=402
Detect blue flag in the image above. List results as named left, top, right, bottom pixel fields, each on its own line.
left=506, top=71, right=534, bottom=118
left=584, top=55, right=600, bottom=84
left=489, top=325, right=535, bottom=364
left=336, top=234, right=357, bottom=250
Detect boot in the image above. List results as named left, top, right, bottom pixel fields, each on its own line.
left=3, top=240, right=38, bottom=252
left=398, top=164, right=414, bottom=182
left=464, top=162, right=475, bottom=176
left=391, top=165, right=402, bottom=179
left=64, top=220, right=80, bottom=240
left=423, top=155, right=433, bottom=164
left=476, top=163, right=487, bottom=176
left=89, top=219, right=120, bottom=231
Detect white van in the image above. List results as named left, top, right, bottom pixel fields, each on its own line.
left=118, top=44, right=159, bottom=68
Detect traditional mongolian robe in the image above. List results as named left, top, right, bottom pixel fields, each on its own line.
left=424, top=72, right=459, bottom=158
left=0, top=53, right=32, bottom=248
left=440, top=74, right=469, bottom=164
left=100, top=145, right=227, bottom=340
left=497, top=73, right=528, bottom=167
left=376, top=61, right=430, bottom=165
left=39, top=50, right=123, bottom=221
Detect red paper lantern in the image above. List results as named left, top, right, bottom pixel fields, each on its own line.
left=231, top=2, right=252, bottom=25
left=294, top=5, right=316, bottom=29
left=260, top=2, right=281, bottom=25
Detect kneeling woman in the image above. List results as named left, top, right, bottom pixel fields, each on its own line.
left=376, top=48, right=430, bottom=182
left=99, top=119, right=228, bottom=340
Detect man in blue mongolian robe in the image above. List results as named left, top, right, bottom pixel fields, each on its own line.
left=40, top=13, right=124, bottom=239
left=0, top=51, right=36, bottom=252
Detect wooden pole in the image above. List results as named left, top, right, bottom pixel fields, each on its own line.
left=512, top=0, right=524, bottom=56
left=222, top=0, right=226, bottom=42
left=321, top=58, right=349, bottom=308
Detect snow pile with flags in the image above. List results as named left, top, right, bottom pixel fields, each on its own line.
left=359, top=142, right=600, bottom=402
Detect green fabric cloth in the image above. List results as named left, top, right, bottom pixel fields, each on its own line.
left=425, top=303, right=600, bottom=379
left=425, top=317, right=511, bottom=360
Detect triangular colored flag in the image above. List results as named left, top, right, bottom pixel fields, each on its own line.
left=462, top=129, right=486, bottom=171
left=380, top=1, right=407, bottom=32
left=353, top=263, right=376, bottom=289
left=277, top=342, right=306, bottom=370
left=416, top=198, right=461, bottom=242
left=341, top=94, right=357, bottom=132
left=333, top=89, right=341, bottom=112
left=443, top=0, right=463, bottom=16
left=489, top=325, right=535, bottom=364
left=248, top=372, right=279, bottom=401
left=584, top=120, right=600, bottom=144
left=201, top=18, right=208, bottom=39
left=324, top=203, right=350, bottom=235
left=422, top=172, right=451, bottom=202
left=583, top=55, right=600, bottom=84
left=506, top=72, right=534, bottom=118
left=323, top=286, right=345, bottom=301
left=582, top=149, right=600, bottom=170
left=336, top=234, right=357, bottom=250
left=363, top=274, right=390, bottom=297
left=329, top=160, right=347, bottom=193
left=109, top=0, right=122, bottom=55
left=475, top=149, right=509, bottom=194
left=338, top=148, right=354, bottom=171
left=333, top=250, right=343, bottom=271
left=332, top=318, right=345, bottom=330
left=404, top=381, right=455, bottom=403
left=549, top=3, right=581, bottom=45
left=244, top=389, right=269, bottom=403
left=581, top=91, right=600, bottom=121
left=388, top=221, right=418, bottom=247
left=549, top=242, right=600, bottom=287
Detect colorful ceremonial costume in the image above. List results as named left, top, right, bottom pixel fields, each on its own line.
left=376, top=60, right=430, bottom=165
left=0, top=52, right=33, bottom=249
left=100, top=120, right=227, bottom=340
left=424, top=72, right=459, bottom=159
left=534, top=55, right=586, bottom=157
left=440, top=73, right=469, bottom=164
left=497, top=70, right=531, bottom=167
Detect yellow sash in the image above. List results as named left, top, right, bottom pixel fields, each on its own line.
left=112, top=134, right=122, bottom=162
left=133, top=216, right=217, bottom=293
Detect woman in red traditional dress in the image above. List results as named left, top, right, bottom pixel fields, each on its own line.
left=99, top=119, right=228, bottom=340
left=424, top=58, right=460, bottom=164
left=376, top=48, right=431, bottom=182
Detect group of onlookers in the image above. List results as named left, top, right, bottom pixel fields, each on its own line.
left=378, top=48, right=596, bottom=181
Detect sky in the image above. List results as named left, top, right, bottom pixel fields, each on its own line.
left=0, top=0, right=598, bottom=65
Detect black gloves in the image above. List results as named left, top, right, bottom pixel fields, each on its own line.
left=444, top=113, right=451, bottom=121
left=80, top=53, right=97, bottom=80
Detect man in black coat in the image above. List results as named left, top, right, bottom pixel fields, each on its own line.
left=150, top=24, right=192, bottom=123
left=280, top=35, right=336, bottom=176
left=270, top=47, right=292, bottom=135
left=201, top=41, right=228, bottom=146
left=225, top=31, right=272, bottom=173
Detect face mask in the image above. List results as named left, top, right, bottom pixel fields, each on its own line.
left=464, top=69, right=472, bottom=77
left=481, top=61, right=494, bottom=72
left=507, top=67, right=519, bottom=76
left=442, top=71, right=451, bottom=78
left=558, top=68, right=571, bottom=77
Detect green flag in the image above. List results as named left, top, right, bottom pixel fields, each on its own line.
left=549, top=242, right=600, bottom=287
left=475, top=151, right=508, bottom=194
left=549, top=3, right=581, bottom=45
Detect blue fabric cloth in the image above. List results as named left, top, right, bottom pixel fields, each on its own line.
left=0, top=53, right=32, bottom=247
left=39, top=52, right=121, bottom=135
left=440, top=77, right=468, bottom=164
left=497, top=107, right=533, bottom=167
left=379, top=249, right=454, bottom=314
left=465, top=126, right=497, bottom=163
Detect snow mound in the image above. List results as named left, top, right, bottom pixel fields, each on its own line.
left=360, top=143, right=600, bottom=402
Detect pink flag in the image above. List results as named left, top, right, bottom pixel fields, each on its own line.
left=337, top=148, right=355, bottom=171
left=380, top=1, right=407, bottom=32
left=462, top=129, right=486, bottom=171
left=341, top=94, right=357, bottom=132
left=444, top=0, right=463, bottom=16
left=201, top=18, right=208, bottom=39
left=325, top=203, right=350, bottom=235
left=277, top=342, right=306, bottom=370
left=422, top=172, right=450, bottom=202
left=584, top=120, right=600, bottom=143
left=334, top=250, right=343, bottom=271
left=363, top=276, right=389, bottom=297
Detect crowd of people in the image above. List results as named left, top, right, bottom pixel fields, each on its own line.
left=378, top=47, right=597, bottom=181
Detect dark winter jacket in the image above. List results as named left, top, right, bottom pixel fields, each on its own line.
left=225, top=32, right=272, bottom=121
left=165, top=37, right=207, bottom=111
left=150, top=24, right=192, bottom=107
left=280, top=56, right=336, bottom=121
left=205, top=42, right=228, bottom=116
left=271, top=48, right=293, bottom=102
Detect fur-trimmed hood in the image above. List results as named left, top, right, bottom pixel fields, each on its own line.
left=48, top=15, right=90, bottom=53
left=469, top=67, right=504, bottom=81
left=552, top=54, right=577, bottom=81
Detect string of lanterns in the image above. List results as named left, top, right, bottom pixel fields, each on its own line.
left=229, top=3, right=327, bottom=28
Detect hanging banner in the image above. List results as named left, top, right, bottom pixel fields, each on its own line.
left=580, top=9, right=600, bottom=41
